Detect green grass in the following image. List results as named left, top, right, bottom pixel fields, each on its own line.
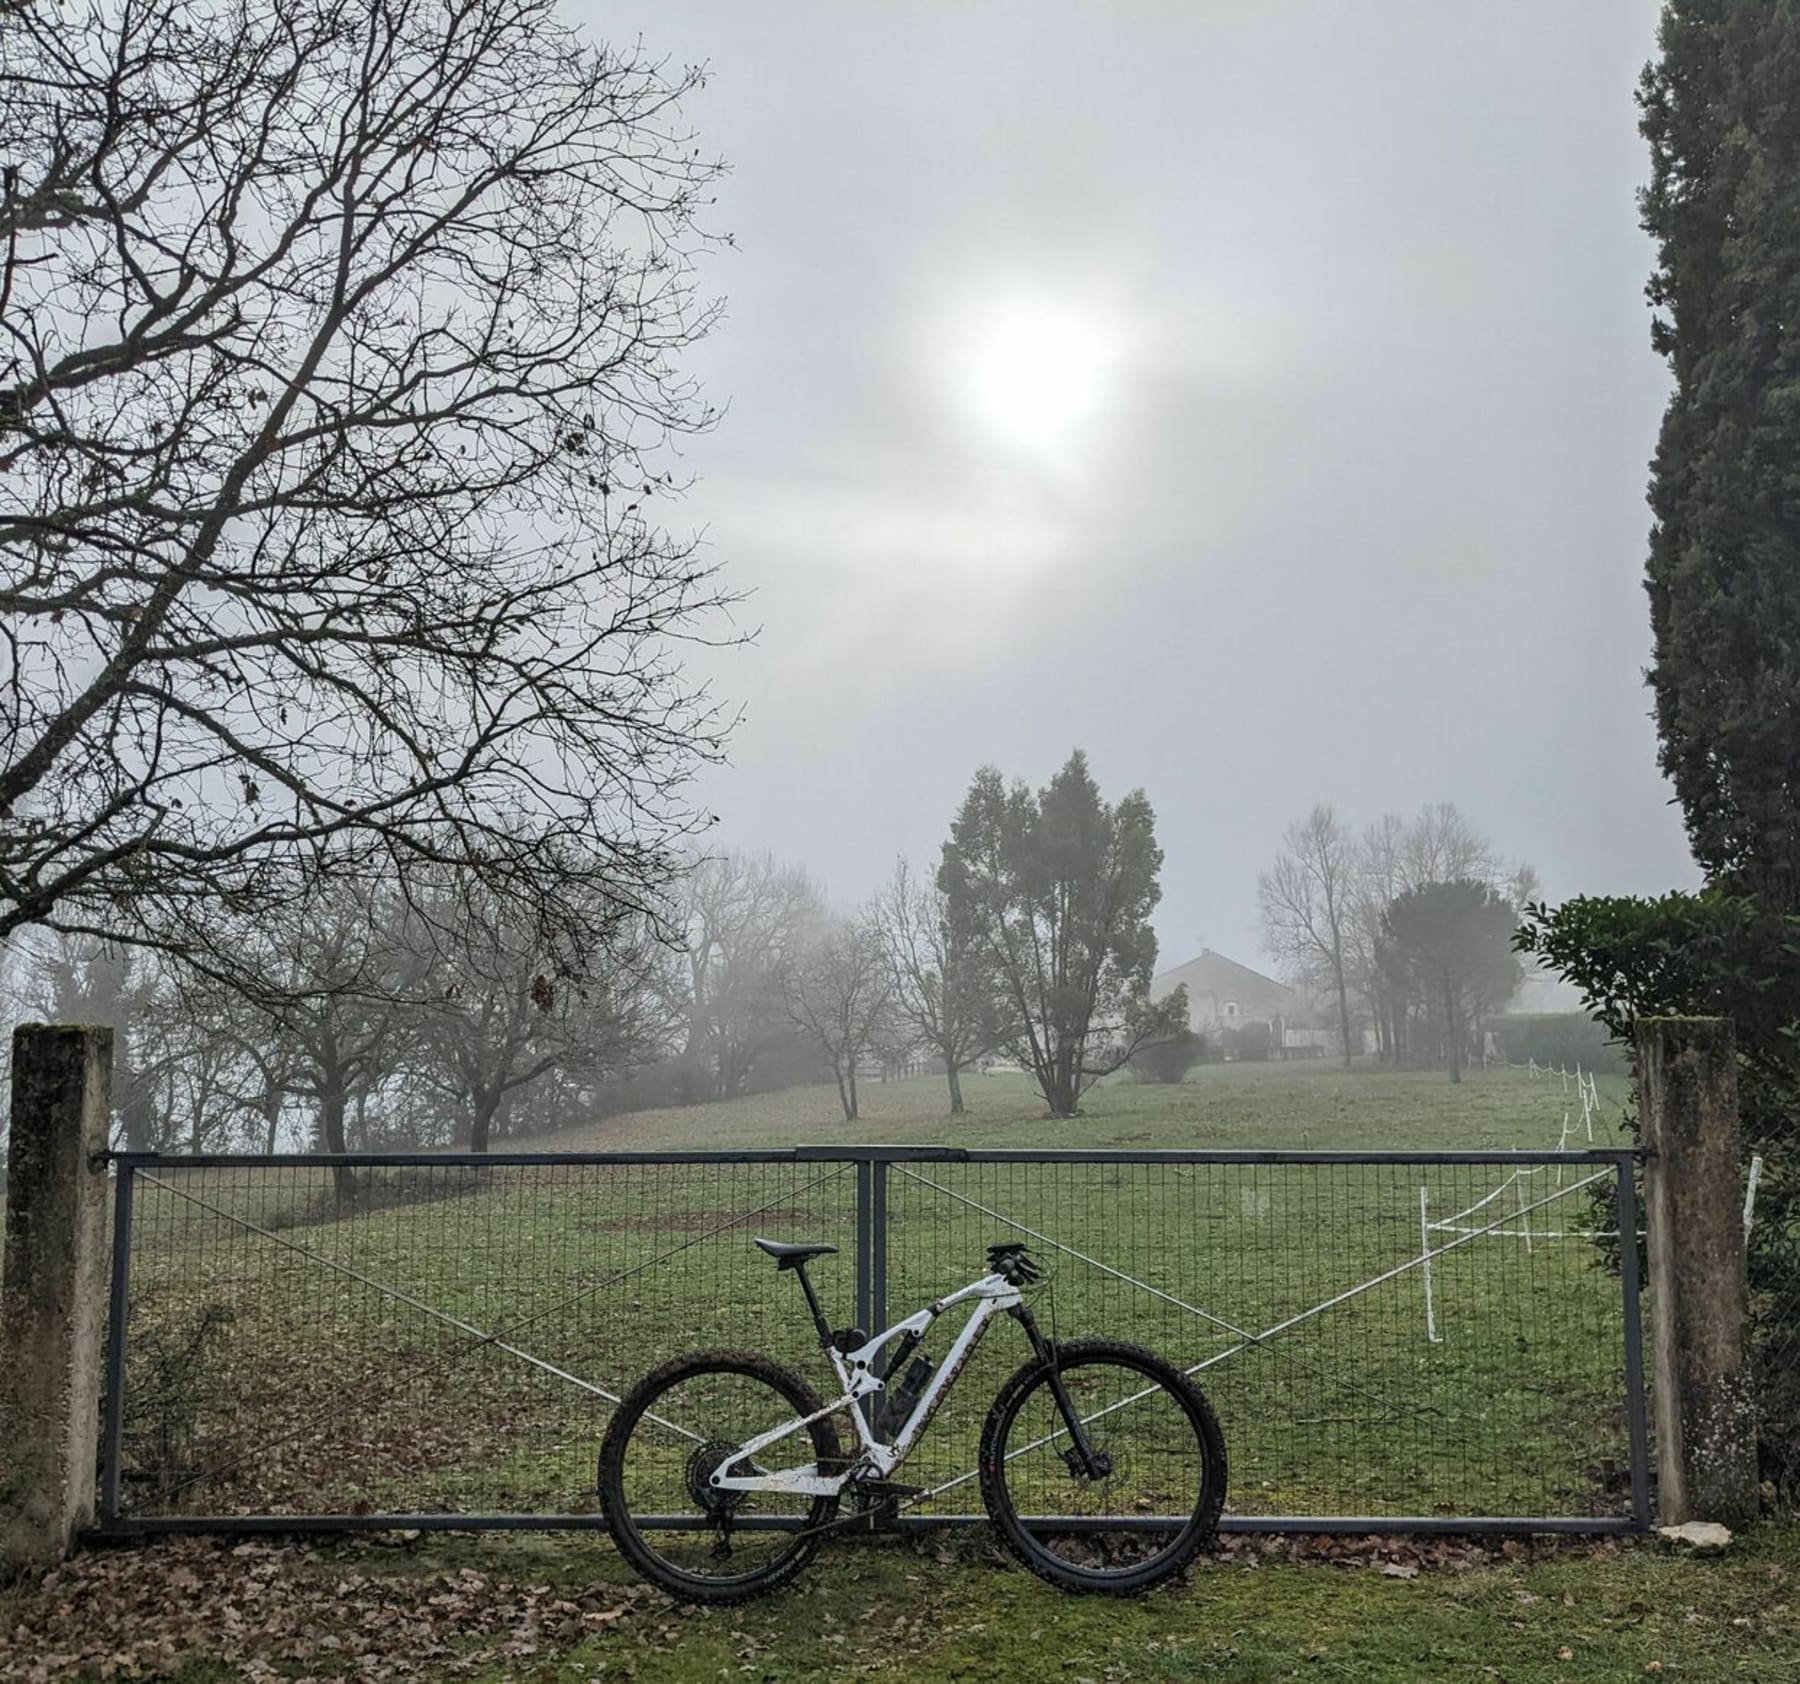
left=114, top=1063, right=1641, bottom=1532
left=433, top=1525, right=1799, bottom=1684
left=550, top=1059, right=1635, bottom=1154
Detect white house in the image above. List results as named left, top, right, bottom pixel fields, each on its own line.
left=1149, top=949, right=1299, bottom=1035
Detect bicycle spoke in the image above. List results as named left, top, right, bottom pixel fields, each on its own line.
left=602, top=1355, right=843, bottom=1598
left=983, top=1342, right=1224, bottom=1590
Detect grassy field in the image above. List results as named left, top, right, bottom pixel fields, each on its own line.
left=549, top=1058, right=1635, bottom=1154
left=111, top=1061, right=1642, bottom=1532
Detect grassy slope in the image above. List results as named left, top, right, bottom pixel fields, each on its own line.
left=548, top=1060, right=1635, bottom=1154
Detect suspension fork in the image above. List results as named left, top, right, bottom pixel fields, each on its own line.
left=1006, top=1303, right=1111, bottom=1478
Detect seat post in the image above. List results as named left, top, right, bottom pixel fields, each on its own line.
left=790, top=1263, right=834, bottom=1347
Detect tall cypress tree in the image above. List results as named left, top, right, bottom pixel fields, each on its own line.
left=1520, top=1, right=1800, bottom=1503
left=1641, top=0, right=1800, bottom=911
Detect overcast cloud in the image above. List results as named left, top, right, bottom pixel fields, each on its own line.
left=577, top=0, right=1695, bottom=972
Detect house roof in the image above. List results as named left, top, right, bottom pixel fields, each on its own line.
left=1150, top=948, right=1296, bottom=1004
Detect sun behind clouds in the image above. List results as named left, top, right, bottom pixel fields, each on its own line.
left=962, top=296, right=1120, bottom=453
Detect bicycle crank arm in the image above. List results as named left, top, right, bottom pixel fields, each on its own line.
left=792, top=1497, right=923, bottom=1542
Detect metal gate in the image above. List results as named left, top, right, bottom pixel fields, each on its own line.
left=94, top=1145, right=1650, bottom=1536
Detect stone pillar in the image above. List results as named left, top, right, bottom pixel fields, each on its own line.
left=1, top=1025, right=113, bottom=1565
left=1636, top=1015, right=1759, bottom=1529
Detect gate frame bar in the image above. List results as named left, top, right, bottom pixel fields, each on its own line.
left=91, top=1142, right=1649, bottom=1541
left=97, top=1161, right=135, bottom=1527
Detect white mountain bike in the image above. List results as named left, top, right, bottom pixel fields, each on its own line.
left=598, top=1238, right=1227, bottom=1601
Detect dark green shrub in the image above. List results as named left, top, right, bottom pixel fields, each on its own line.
left=1130, top=1030, right=1208, bottom=1084
left=1491, top=1013, right=1626, bottom=1076
left=1222, top=1020, right=1272, bottom=1062
left=1518, top=891, right=1800, bottom=1500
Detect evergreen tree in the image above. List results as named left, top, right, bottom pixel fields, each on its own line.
left=1520, top=4, right=1800, bottom=1496
left=1641, top=0, right=1800, bottom=911
left=1386, top=881, right=1521, bottom=1084
left=938, top=751, right=1182, bottom=1118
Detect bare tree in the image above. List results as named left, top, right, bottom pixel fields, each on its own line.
left=680, top=851, right=822, bottom=1099
left=1259, top=804, right=1357, bottom=1066
left=875, top=857, right=1008, bottom=1115
left=1396, top=803, right=1500, bottom=894
left=1346, top=813, right=1408, bottom=1061
left=1, top=0, right=731, bottom=970
left=29, top=932, right=255, bottom=1150
left=33, top=934, right=168, bottom=1150
left=416, top=875, right=668, bottom=1149
left=785, top=915, right=894, bottom=1122
left=1342, top=804, right=1535, bottom=1069
left=227, top=878, right=434, bottom=1185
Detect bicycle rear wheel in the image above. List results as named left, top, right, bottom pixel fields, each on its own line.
left=598, top=1350, right=843, bottom=1603
left=979, top=1337, right=1226, bottom=1594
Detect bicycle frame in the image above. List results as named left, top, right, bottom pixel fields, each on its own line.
left=711, top=1270, right=1023, bottom=1499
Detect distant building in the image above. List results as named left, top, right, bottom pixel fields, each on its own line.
left=1149, top=949, right=1299, bottom=1035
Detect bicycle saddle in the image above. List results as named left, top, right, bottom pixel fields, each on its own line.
left=753, top=1237, right=839, bottom=1270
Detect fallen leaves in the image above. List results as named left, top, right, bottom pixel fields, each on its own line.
left=1204, top=1529, right=1604, bottom=1578
left=0, top=1539, right=654, bottom=1684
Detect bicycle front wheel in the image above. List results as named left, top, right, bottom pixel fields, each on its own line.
left=598, top=1350, right=844, bottom=1603
left=979, top=1337, right=1226, bottom=1594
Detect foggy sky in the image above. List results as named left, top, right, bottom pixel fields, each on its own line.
left=578, top=0, right=1696, bottom=974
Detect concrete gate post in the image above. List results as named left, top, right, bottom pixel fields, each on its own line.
left=1, top=1025, right=114, bottom=1566
left=1636, top=1015, right=1759, bottom=1529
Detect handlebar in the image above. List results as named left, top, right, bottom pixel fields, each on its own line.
left=986, top=1240, right=1043, bottom=1286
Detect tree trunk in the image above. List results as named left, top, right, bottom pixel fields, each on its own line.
left=320, top=1086, right=355, bottom=1197
left=846, top=1062, right=859, bottom=1121
left=470, top=1086, right=499, bottom=1152
left=1443, top=980, right=1462, bottom=1085
left=262, top=1085, right=283, bottom=1155
left=119, top=1084, right=155, bottom=1153
left=1335, top=975, right=1354, bottom=1068
left=319, top=1087, right=348, bottom=1153
left=946, top=1062, right=965, bottom=1116
left=1039, top=1046, right=1078, bottom=1118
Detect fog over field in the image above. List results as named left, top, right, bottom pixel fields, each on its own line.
left=10, top=7, right=1800, bottom=1652
left=612, top=0, right=1696, bottom=959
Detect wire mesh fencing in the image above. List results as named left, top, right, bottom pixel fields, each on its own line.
left=879, top=1152, right=1643, bottom=1527
left=99, top=1146, right=1647, bottom=1534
